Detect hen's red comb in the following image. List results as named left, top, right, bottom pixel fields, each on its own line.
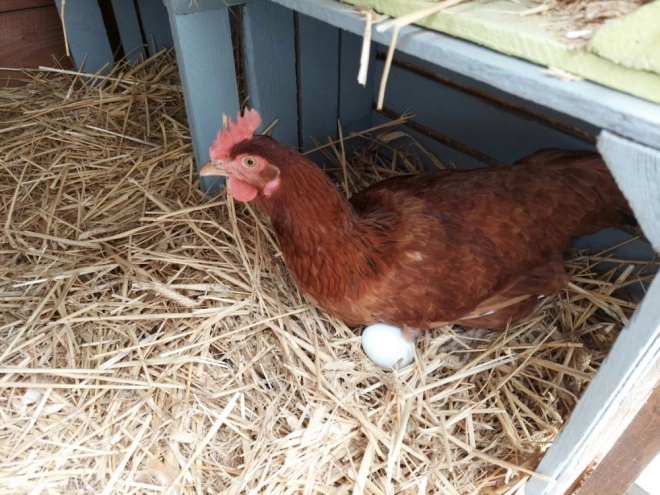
left=209, top=108, right=262, bottom=161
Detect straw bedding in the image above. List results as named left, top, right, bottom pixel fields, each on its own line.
left=529, top=0, right=649, bottom=43
left=0, top=52, right=650, bottom=494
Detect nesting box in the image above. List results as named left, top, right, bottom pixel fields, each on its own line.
left=44, top=0, right=660, bottom=492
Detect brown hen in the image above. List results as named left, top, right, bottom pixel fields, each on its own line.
left=200, top=109, right=631, bottom=341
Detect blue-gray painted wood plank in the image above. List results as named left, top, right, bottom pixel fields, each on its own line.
left=242, top=0, right=299, bottom=148
left=110, top=0, right=147, bottom=63
left=266, top=0, right=660, bottom=151
left=54, top=0, right=113, bottom=74
left=572, top=228, right=656, bottom=267
left=297, top=13, right=340, bottom=156
left=167, top=3, right=239, bottom=191
left=169, top=0, right=256, bottom=14
left=339, top=31, right=374, bottom=135
left=136, top=0, right=174, bottom=56
left=374, top=60, right=596, bottom=164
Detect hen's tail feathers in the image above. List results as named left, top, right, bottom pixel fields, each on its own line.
left=519, top=149, right=635, bottom=237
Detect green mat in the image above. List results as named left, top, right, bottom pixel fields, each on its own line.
left=343, top=0, right=660, bottom=104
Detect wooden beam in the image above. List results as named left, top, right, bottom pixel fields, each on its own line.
left=53, top=0, right=113, bottom=74
left=242, top=0, right=299, bottom=148
left=166, top=0, right=239, bottom=192
left=135, top=0, right=173, bottom=56
left=338, top=30, right=374, bottom=135
left=109, top=0, right=147, bottom=63
left=572, top=384, right=660, bottom=495
left=296, top=13, right=340, bottom=157
left=599, top=132, right=660, bottom=253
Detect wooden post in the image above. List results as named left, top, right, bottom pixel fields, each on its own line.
left=135, top=0, right=174, bottom=56
left=54, top=0, right=113, bottom=74
left=109, top=0, right=147, bottom=63
left=296, top=13, right=340, bottom=160
left=166, top=0, right=240, bottom=192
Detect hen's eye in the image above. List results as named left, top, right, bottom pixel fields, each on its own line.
left=242, top=156, right=258, bottom=168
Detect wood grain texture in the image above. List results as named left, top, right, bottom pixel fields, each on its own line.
left=54, top=0, right=113, bottom=74
left=0, top=5, right=70, bottom=85
left=267, top=0, right=660, bottom=151
left=574, top=384, right=660, bottom=495
left=136, top=0, right=173, bottom=56
left=166, top=1, right=239, bottom=192
left=0, top=0, right=52, bottom=14
left=242, top=0, right=299, bottom=148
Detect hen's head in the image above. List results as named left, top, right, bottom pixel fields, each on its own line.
left=200, top=108, right=282, bottom=202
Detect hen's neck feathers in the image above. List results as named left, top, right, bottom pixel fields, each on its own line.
left=244, top=137, right=358, bottom=236
left=238, top=137, right=380, bottom=314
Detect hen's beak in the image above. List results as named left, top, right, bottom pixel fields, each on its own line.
left=199, top=161, right=226, bottom=177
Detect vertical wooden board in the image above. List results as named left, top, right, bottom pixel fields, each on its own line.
left=380, top=48, right=601, bottom=139
left=338, top=31, right=374, bottom=135
left=297, top=13, right=339, bottom=158
left=242, top=0, right=298, bottom=148
left=110, top=0, right=147, bottom=63
left=54, top=0, right=113, bottom=74
left=136, top=0, right=174, bottom=56
left=373, top=59, right=595, bottom=165
left=599, top=132, right=660, bottom=253
left=167, top=4, right=239, bottom=192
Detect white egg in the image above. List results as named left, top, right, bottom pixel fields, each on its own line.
left=361, top=323, right=416, bottom=369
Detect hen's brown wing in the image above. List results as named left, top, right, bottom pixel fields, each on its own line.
left=347, top=149, right=629, bottom=330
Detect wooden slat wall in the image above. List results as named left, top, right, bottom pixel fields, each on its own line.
left=0, top=0, right=71, bottom=85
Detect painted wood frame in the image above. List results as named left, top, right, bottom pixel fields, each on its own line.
left=54, top=0, right=114, bottom=74
left=268, top=0, right=660, bottom=152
